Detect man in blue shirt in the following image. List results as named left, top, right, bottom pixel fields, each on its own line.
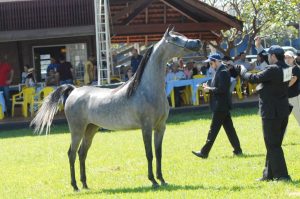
left=47, top=57, right=60, bottom=75
left=130, top=48, right=143, bottom=74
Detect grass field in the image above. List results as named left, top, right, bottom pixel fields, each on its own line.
left=1, top=107, right=300, bottom=198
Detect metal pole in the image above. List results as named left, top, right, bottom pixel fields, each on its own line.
left=93, top=0, right=101, bottom=86
left=104, top=0, right=111, bottom=84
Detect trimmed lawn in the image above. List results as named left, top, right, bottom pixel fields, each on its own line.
left=1, top=108, right=300, bottom=198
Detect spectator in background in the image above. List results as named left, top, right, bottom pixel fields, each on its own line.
left=57, top=56, right=74, bottom=85
left=47, top=57, right=59, bottom=75
left=285, top=50, right=300, bottom=126
left=45, top=69, right=58, bottom=86
left=84, top=56, right=95, bottom=85
left=234, top=51, right=253, bottom=71
left=184, top=60, right=195, bottom=79
left=130, top=48, right=143, bottom=74
left=0, top=54, right=14, bottom=116
left=165, top=62, right=186, bottom=107
left=125, top=67, right=133, bottom=81
left=254, top=37, right=269, bottom=71
left=24, top=67, right=36, bottom=87
left=21, top=64, right=29, bottom=83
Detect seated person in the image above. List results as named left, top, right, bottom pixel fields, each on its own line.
left=46, top=69, right=58, bottom=86
left=25, top=68, right=36, bottom=87
left=165, top=62, right=186, bottom=107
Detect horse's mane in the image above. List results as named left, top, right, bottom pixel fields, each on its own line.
left=125, top=45, right=154, bottom=98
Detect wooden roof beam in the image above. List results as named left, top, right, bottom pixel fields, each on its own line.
left=113, top=22, right=228, bottom=36
left=112, top=0, right=155, bottom=25
left=181, top=0, right=242, bottom=29
left=160, top=0, right=199, bottom=23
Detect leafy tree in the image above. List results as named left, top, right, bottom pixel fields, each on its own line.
left=202, top=0, right=299, bottom=56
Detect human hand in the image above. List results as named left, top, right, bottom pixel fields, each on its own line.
left=254, top=36, right=261, bottom=48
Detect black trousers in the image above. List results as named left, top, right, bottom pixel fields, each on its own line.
left=201, top=111, right=242, bottom=155
left=262, top=117, right=289, bottom=179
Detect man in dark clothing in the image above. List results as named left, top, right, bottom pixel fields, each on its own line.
left=130, top=48, right=143, bottom=74
left=239, top=45, right=292, bottom=181
left=192, top=53, right=243, bottom=159
left=57, top=57, right=74, bottom=85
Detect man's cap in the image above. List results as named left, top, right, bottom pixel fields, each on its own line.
left=267, top=45, right=284, bottom=55
left=284, top=50, right=296, bottom=58
left=204, top=53, right=222, bottom=62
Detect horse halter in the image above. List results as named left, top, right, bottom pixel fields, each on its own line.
left=165, top=36, right=188, bottom=49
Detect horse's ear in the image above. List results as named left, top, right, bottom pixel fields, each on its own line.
left=164, top=26, right=170, bottom=38
left=170, top=25, right=175, bottom=32
left=164, top=24, right=174, bottom=38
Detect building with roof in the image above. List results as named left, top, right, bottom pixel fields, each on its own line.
left=0, top=0, right=242, bottom=83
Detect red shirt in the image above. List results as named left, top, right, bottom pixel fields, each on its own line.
left=0, top=62, right=12, bottom=86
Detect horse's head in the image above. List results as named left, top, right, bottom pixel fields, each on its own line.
left=162, top=26, right=202, bottom=58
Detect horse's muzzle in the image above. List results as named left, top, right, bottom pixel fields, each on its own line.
left=186, top=39, right=202, bottom=51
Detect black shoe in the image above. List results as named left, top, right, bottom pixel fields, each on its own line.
left=192, top=151, right=208, bottom=159
left=256, top=177, right=273, bottom=182
left=275, top=176, right=292, bottom=182
left=233, top=150, right=243, bottom=156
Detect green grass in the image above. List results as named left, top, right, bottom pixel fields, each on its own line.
left=1, top=107, right=300, bottom=198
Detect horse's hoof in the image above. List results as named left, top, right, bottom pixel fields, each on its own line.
left=82, top=185, right=89, bottom=190
left=161, top=182, right=168, bottom=186
left=152, top=183, right=160, bottom=189
left=82, top=183, right=89, bottom=189
left=73, top=187, right=80, bottom=192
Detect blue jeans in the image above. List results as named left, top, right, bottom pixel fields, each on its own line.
left=0, top=86, right=11, bottom=114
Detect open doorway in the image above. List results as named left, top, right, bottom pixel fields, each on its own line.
left=33, top=43, right=87, bottom=82
left=33, top=45, right=65, bottom=81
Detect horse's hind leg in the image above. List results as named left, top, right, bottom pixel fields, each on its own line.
left=154, top=124, right=167, bottom=185
left=78, top=124, right=98, bottom=189
left=142, top=127, right=159, bottom=188
left=68, top=127, right=85, bottom=191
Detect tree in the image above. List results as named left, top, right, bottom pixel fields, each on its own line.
left=202, top=0, right=299, bottom=56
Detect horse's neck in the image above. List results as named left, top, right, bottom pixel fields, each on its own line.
left=140, top=45, right=167, bottom=91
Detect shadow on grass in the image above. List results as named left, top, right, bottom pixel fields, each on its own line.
left=167, top=107, right=258, bottom=124
left=221, top=153, right=265, bottom=159
left=68, top=183, right=262, bottom=196
left=0, top=124, right=70, bottom=139
left=1, top=107, right=258, bottom=139
left=283, top=142, right=300, bottom=147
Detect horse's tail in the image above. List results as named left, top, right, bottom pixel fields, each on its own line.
left=30, top=84, right=76, bottom=135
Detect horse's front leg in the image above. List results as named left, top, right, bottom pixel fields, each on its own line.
left=154, top=124, right=167, bottom=186
left=142, top=127, right=159, bottom=188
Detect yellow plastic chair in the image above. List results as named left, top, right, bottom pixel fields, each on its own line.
left=180, top=86, right=192, bottom=105
left=31, top=87, right=55, bottom=116
left=247, top=70, right=259, bottom=95
left=12, top=87, right=35, bottom=117
left=0, top=104, right=4, bottom=119
left=234, top=76, right=243, bottom=100
left=193, top=74, right=209, bottom=105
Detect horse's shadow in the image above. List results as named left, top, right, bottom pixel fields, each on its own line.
left=69, top=183, right=262, bottom=195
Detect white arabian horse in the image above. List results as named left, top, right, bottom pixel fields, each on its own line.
left=31, top=27, right=201, bottom=191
